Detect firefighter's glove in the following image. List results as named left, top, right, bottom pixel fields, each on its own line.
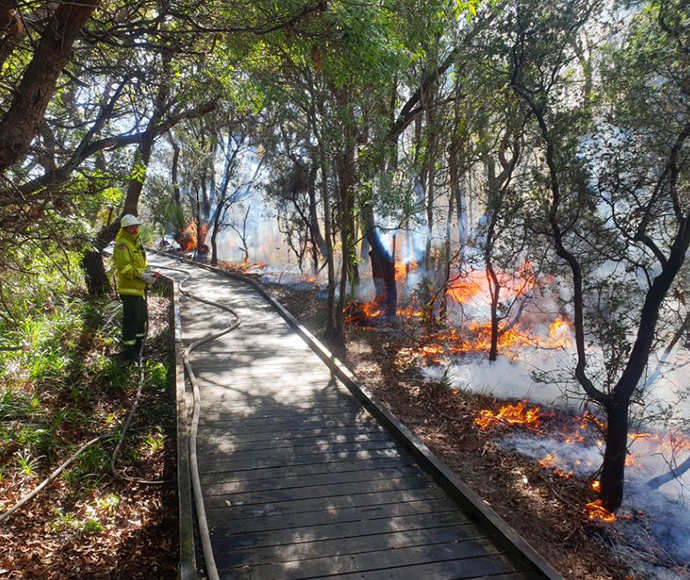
left=141, top=272, right=156, bottom=285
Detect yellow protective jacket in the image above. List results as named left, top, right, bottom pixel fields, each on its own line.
left=113, top=229, right=147, bottom=296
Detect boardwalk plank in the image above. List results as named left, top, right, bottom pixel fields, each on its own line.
left=199, top=425, right=390, bottom=446
left=211, top=511, right=475, bottom=551
left=210, top=498, right=462, bottom=536
left=217, top=542, right=505, bottom=579
left=204, top=475, right=435, bottom=507
left=199, top=430, right=393, bottom=454
left=204, top=465, right=424, bottom=495
left=198, top=439, right=400, bottom=463
left=200, top=456, right=418, bottom=485
left=199, top=401, right=363, bottom=418
left=198, top=409, right=369, bottom=428
left=306, top=560, right=535, bottom=580
left=199, top=417, right=385, bottom=435
left=206, top=487, right=448, bottom=523
left=199, top=447, right=411, bottom=473
left=213, top=526, right=492, bottom=569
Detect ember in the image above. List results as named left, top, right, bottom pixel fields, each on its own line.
left=585, top=499, right=617, bottom=522
left=474, top=401, right=542, bottom=430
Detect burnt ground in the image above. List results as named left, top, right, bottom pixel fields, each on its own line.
left=251, top=277, right=672, bottom=580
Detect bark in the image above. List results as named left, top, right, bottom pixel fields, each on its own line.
left=334, top=89, right=357, bottom=344
left=439, top=190, right=455, bottom=322
left=599, top=401, right=629, bottom=510
left=168, top=131, right=185, bottom=238
left=600, top=214, right=690, bottom=508
left=307, top=166, right=327, bottom=257
left=320, top=149, right=336, bottom=338
left=0, top=0, right=99, bottom=172
left=362, top=208, right=397, bottom=318
left=314, top=94, right=336, bottom=340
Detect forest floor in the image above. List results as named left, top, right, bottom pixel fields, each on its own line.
left=219, top=265, right=688, bottom=580
left=0, top=293, right=178, bottom=579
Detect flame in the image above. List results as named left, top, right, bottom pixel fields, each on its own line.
left=548, top=317, right=573, bottom=347
left=395, top=262, right=405, bottom=281
left=446, top=263, right=538, bottom=306
left=415, top=316, right=571, bottom=362
left=585, top=499, right=617, bottom=522
left=591, top=480, right=601, bottom=491
left=362, top=302, right=382, bottom=318
left=178, top=221, right=209, bottom=252
left=344, top=300, right=384, bottom=325
left=397, top=305, right=424, bottom=319
left=446, top=274, right=486, bottom=303
left=474, top=401, right=542, bottom=430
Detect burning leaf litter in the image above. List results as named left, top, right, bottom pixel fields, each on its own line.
left=474, top=401, right=543, bottom=430
left=586, top=499, right=618, bottom=522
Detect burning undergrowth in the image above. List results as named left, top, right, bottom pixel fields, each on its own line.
left=472, top=399, right=690, bottom=578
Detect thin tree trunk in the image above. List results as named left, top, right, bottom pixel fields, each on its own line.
left=334, top=90, right=356, bottom=344
left=168, top=131, right=184, bottom=238
left=315, top=96, right=337, bottom=340
left=307, top=167, right=327, bottom=257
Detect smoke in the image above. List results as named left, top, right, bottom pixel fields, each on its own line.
left=422, top=355, right=575, bottom=406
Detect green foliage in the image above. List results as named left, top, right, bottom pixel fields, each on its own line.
left=15, top=452, right=39, bottom=477
left=96, top=358, right=132, bottom=393
left=143, top=360, right=169, bottom=392
left=62, top=444, right=110, bottom=493
left=50, top=508, right=105, bottom=535
left=94, top=493, right=121, bottom=515
left=142, top=428, right=167, bottom=453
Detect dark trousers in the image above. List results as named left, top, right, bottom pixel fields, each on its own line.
left=121, top=294, right=148, bottom=352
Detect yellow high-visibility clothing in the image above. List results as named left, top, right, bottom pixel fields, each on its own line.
left=113, top=229, right=147, bottom=296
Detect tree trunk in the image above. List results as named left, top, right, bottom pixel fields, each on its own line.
left=168, top=131, right=185, bottom=239
left=210, top=202, right=223, bottom=266
left=0, top=0, right=99, bottom=172
left=314, top=94, right=337, bottom=340
left=486, top=156, right=501, bottom=362
left=599, top=400, right=629, bottom=511
left=361, top=203, right=397, bottom=317
left=307, top=168, right=327, bottom=258
left=439, top=190, right=455, bottom=322
left=334, top=134, right=356, bottom=342
left=367, top=227, right=397, bottom=318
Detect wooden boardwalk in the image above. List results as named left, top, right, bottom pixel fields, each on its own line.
left=149, top=253, right=557, bottom=580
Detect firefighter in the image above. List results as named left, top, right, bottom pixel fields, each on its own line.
left=113, top=214, right=160, bottom=361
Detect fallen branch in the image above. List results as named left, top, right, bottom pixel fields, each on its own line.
left=646, top=454, right=690, bottom=491
left=0, top=433, right=110, bottom=524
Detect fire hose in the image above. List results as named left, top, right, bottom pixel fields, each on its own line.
left=154, top=262, right=242, bottom=580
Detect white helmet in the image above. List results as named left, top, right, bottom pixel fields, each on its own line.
left=120, top=214, right=140, bottom=228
